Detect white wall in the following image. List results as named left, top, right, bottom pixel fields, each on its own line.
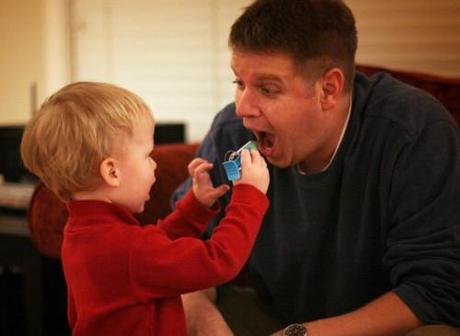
left=0, top=0, right=44, bottom=124
left=0, top=0, right=70, bottom=124
left=1, top=0, right=459, bottom=133
left=349, top=0, right=460, bottom=76
left=70, top=0, right=249, bottom=141
left=42, top=0, right=71, bottom=97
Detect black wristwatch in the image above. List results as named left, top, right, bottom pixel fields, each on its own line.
left=283, top=323, right=307, bottom=336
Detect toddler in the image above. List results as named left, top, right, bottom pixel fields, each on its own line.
left=20, top=82, right=269, bottom=335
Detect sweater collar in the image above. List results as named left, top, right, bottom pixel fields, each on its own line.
left=66, top=200, right=140, bottom=227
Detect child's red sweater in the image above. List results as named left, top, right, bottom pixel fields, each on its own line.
left=62, top=184, right=268, bottom=335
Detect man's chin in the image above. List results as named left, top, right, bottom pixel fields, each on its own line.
left=265, top=155, right=290, bottom=169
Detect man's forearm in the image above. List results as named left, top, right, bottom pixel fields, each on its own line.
left=183, top=289, right=422, bottom=336
left=274, top=291, right=422, bottom=336
left=182, top=288, right=233, bottom=336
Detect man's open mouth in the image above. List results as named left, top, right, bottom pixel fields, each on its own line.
left=255, top=131, right=275, bottom=157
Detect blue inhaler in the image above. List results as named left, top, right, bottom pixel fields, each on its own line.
left=222, top=141, right=258, bottom=181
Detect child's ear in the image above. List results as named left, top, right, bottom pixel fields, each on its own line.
left=100, top=157, right=120, bottom=187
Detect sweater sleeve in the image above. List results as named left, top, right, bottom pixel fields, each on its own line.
left=67, top=285, right=77, bottom=331
left=155, top=190, right=218, bottom=239
left=384, top=120, right=460, bottom=326
left=129, top=184, right=269, bottom=299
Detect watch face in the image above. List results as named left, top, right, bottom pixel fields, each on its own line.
left=284, top=323, right=307, bottom=336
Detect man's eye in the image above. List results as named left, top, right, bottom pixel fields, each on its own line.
left=259, top=86, right=278, bottom=96
left=260, top=87, right=271, bottom=95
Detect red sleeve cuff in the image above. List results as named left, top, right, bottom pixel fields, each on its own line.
left=175, top=190, right=219, bottom=223
left=230, top=184, right=269, bottom=216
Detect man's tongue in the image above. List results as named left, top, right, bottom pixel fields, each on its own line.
left=258, top=132, right=275, bottom=157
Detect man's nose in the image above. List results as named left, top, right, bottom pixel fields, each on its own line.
left=235, top=89, right=261, bottom=118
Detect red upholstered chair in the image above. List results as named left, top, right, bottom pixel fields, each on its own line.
left=27, top=142, right=199, bottom=259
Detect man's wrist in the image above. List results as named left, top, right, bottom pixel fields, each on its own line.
left=283, top=323, right=307, bottom=336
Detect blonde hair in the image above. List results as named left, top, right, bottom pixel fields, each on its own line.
left=21, top=81, right=153, bottom=202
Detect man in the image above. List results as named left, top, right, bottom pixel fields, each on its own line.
left=173, top=0, right=460, bottom=335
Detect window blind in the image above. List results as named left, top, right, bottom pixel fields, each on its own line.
left=348, top=0, right=460, bottom=76
left=71, top=0, right=460, bottom=142
left=71, top=0, right=249, bottom=142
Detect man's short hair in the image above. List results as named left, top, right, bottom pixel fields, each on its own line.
left=229, top=0, right=358, bottom=91
left=21, top=82, right=152, bottom=201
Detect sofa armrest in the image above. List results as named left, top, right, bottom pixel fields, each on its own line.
left=27, top=142, right=199, bottom=259
left=357, top=64, right=460, bottom=126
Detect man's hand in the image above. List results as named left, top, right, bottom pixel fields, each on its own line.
left=189, top=158, right=230, bottom=208
left=182, top=288, right=234, bottom=336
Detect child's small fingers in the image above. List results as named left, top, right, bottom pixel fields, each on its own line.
left=249, top=148, right=260, bottom=161
left=188, top=158, right=206, bottom=175
left=212, top=184, right=231, bottom=197
left=188, top=158, right=201, bottom=171
left=239, top=149, right=252, bottom=167
left=194, top=170, right=208, bottom=184
left=251, top=149, right=266, bottom=166
left=193, top=161, right=213, bottom=176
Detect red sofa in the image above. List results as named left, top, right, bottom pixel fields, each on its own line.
left=27, top=65, right=460, bottom=259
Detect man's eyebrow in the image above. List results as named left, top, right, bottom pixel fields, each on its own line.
left=230, top=65, right=284, bottom=82
left=230, top=64, right=237, bottom=74
left=254, top=74, right=284, bottom=83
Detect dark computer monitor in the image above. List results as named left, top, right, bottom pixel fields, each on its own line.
left=154, top=123, right=186, bottom=144
left=0, top=125, right=34, bottom=183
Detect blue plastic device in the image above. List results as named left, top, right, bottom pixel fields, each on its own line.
left=222, top=141, right=258, bottom=181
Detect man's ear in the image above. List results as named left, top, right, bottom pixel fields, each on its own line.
left=319, top=67, right=345, bottom=111
left=100, top=157, right=120, bottom=187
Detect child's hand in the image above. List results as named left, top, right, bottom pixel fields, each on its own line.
left=189, top=158, right=230, bottom=208
left=234, top=149, right=269, bottom=194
